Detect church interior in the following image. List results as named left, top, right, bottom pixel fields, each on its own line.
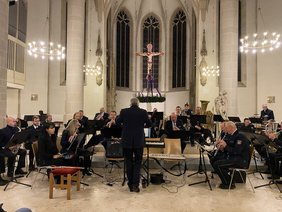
left=1, top=0, right=282, bottom=211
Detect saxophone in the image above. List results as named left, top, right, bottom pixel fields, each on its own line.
left=8, top=127, right=22, bottom=155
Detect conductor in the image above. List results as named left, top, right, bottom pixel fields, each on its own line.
left=117, top=98, right=151, bottom=192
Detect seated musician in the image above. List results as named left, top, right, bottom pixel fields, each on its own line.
left=260, top=104, right=275, bottom=123
left=164, top=112, right=186, bottom=153
left=212, top=121, right=250, bottom=189
left=190, top=106, right=214, bottom=145
left=83, top=111, right=119, bottom=151
left=150, top=108, right=161, bottom=138
left=239, top=118, right=255, bottom=133
left=175, top=106, right=182, bottom=117
left=93, top=107, right=109, bottom=130
left=25, top=115, right=42, bottom=171
left=266, top=131, right=282, bottom=180
left=61, top=119, right=92, bottom=176
left=37, top=122, right=68, bottom=166
left=79, top=110, right=88, bottom=133
left=181, top=103, right=193, bottom=117
left=100, top=111, right=122, bottom=149
left=0, top=117, right=27, bottom=181
left=209, top=121, right=230, bottom=164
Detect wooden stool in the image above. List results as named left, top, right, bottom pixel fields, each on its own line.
left=49, top=167, right=81, bottom=200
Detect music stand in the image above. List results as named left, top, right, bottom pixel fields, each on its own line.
left=190, top=115, right=206, bottom=126
left=69, top=132, right=103, bottom=179
left=249, top=117, right=262, bottom=124
left=101, top=127, right=122, bottom=140
left=187, top=141, right=212, bottom=190
left=240, top=132, right=264, bottom=179
left=253, top=134, right=282, bottom=192
left=213, top=115, right=224, bottom=122
left=178, top=116, right=188, bottom=124
left=213, top=115, right=224, bottom=139
left=228, top=116, right=241, bottom=123
left=4, top=130, right=32, bottom=191
left=83, top=120, right=96, bottom=135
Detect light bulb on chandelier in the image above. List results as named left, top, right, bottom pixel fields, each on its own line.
left=202, top=66, right=220, bottom=77
left=27, top=41, right=65, bottom=60
left=240, top=32, right=281, bottom=54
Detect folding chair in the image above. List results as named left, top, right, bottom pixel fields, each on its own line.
left=229, top=145, right=255, bottom=192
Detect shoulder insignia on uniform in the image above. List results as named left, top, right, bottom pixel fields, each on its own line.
left=237, top=140, right=242, bottom=145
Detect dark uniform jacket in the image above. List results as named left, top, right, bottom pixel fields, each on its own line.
left=225, top=130, right=250, bottom=166
left=260, top=109, right=275, bottom=120
left=117, top=105, right=151, bottom=149
left=0, top=125, right=19, bottom=148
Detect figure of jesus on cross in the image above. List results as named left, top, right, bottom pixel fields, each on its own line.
left=136, top=43, right=164, bottom=96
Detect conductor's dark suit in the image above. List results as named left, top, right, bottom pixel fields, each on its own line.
left=117, top=105, right=151, bottom=189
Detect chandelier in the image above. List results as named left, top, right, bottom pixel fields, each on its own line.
left=240, top=32, right=281, bottom=54
left=202, top=66, right=220, bottom=77
left=83, top=32, right=103, bottom=86
left=82, top=57, right=103, bottom=76
left=27, top=41, right=65, bottom=60
left=240, top=0, right=281, bottom=54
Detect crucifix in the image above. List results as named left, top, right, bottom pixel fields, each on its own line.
left=136, top=43, right=164, bottom=96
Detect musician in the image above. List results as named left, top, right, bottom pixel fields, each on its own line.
left=149, top=108, right=161, bottom=138
left=94, top=107, right=109, bottom=121
left=260, top=104, right=275, bottom=122
left=164, top=112, right=186, bottom=152
left=266, top=132, right=282, bottom=179
left=79, top=110, right=88, bottom=132
left=85, top=111, right=119, bottom=150
left=25, top=115, right=42, bottom=171
left=0, top=117, right=27, bottom=178
left=209, top=121, right=230, bottom=164
left=190, top=107, right=214, bottom=145
left=239, top=118, right=255, bottom=133
left=37, top=122, right=66, bottom=166
left=212, top=121, right=250, bottom=189
left=117, top=97, right=151, bottom=192
left=175, top=106, right=182, bottom=116
left=181, top=103, right=193, bottom=117
left=61, top=119, right=92, bottom=176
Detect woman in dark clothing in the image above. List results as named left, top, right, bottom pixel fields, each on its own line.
left=37, top=122, right=66, bottom=166
left=61, top=119, right=92, bottom=175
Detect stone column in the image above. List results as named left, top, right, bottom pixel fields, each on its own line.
left=0, top=0, right=8, bottom=127
left=219, top=0, right=238, bottom=116
left=65, top=0, right=85, bottom=120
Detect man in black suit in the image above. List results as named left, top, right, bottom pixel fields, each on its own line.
left=260, top=104, right=275, bottom=122
left=25, top=115, right=42, bottom=171
left=117, top=98, right=151, bottom=192
left=0, top=117, right=27, bottom=180
left=164, top=112, right=186, bottom=152
left=94, top=107, right=109, bottom=130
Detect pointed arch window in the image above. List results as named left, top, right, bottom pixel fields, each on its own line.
left=172, top=10, right=186, bottom=88
left=142, top=16, right=160, bottom=89
left=116, top=11, right=130, bottom=88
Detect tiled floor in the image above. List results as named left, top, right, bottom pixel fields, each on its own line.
left=1, top=167, right=282, bottom=212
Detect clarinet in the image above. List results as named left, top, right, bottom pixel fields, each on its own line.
left=214, top=133, right=227, bottom=157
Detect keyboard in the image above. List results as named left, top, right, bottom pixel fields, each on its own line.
left=146, top=142, right=165, bottom=147
left=149, top=153, right=186, bottom=160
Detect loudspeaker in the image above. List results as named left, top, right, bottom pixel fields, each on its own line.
left=150, top=173, right=165, bottom=185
